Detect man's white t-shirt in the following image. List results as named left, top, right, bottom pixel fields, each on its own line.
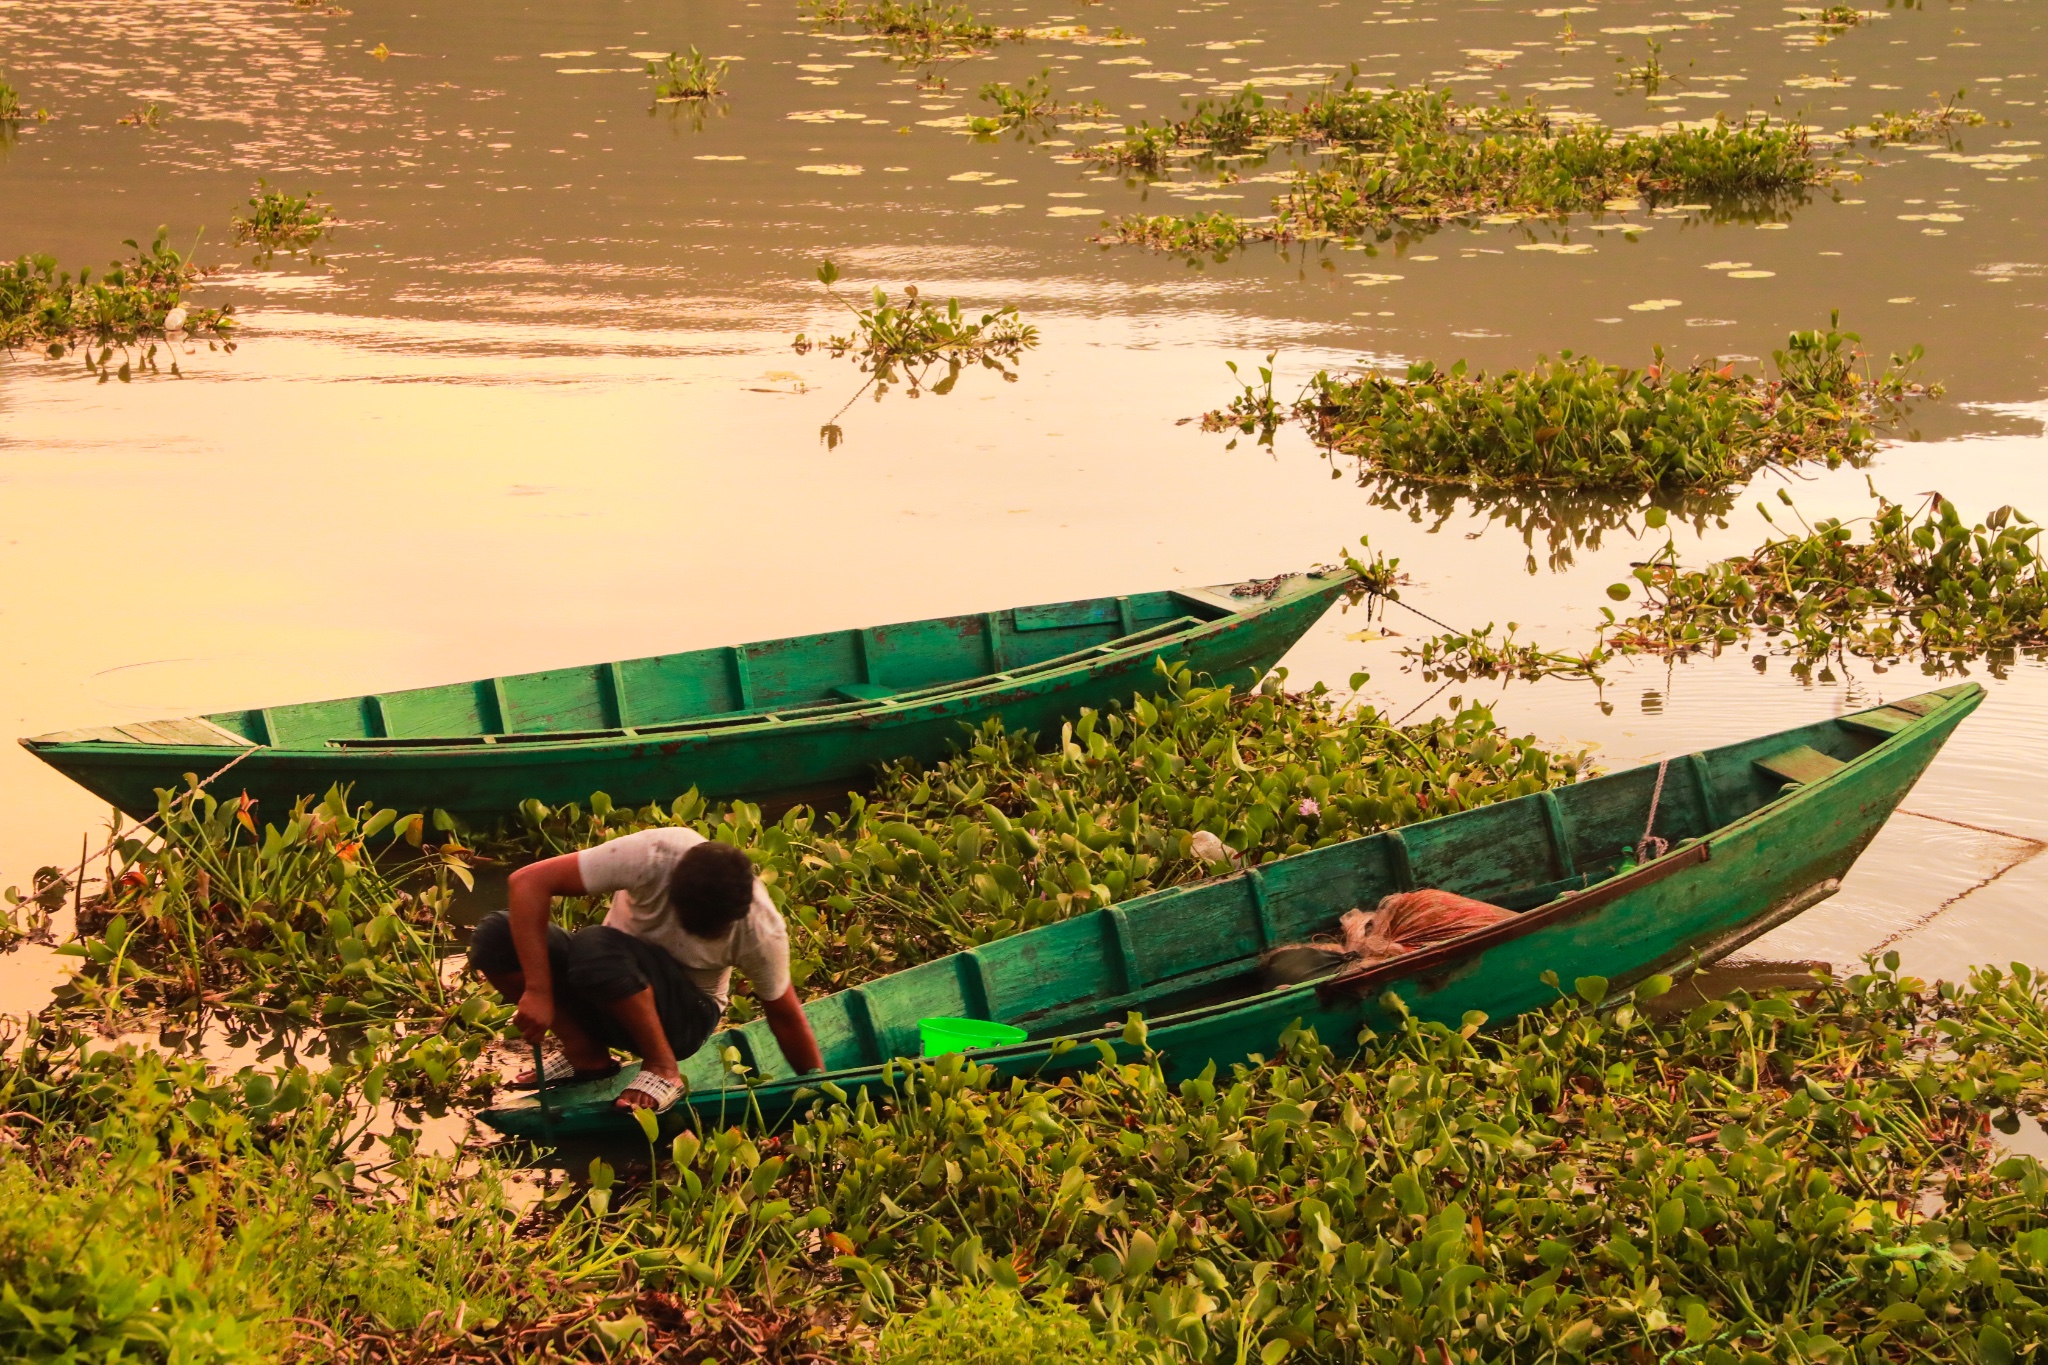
left=576, top=827, right=792, bottom=1011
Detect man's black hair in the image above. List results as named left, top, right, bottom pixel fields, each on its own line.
left=668, top=840, right=757, bottom=938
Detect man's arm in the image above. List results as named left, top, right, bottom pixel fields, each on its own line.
left=760, top=987, right=824, bottom=1074
left=503, top=852, right=588, bottom=1044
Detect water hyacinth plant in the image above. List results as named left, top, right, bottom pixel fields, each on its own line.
left=1089, top=80, right=1821, bottom=252
left=647, top=46, right=729, bottom=101
left=1602, top=487, right=2048, bottom=664
left=0, top=229, right=235, bottom=369
left=1206, top=317, right=1939, bottom=494
left=794, top=258, right=1038, bottom=397
left=802, top=0, right=1004, bottom=61
left=230, top=178, right=331, bottom=252
left=1848, top=91, right=1986, bottom=146
left=972, top=70, right=1106, bottom=131
left=13, top=959, right=2048, bottom=1360
left=0, top=73, right=21, bottom=121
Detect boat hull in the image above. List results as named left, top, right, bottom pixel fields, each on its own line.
left=25, top=575, right=1351, bottom=822
left=481, top=683, right=1981, bottom=1143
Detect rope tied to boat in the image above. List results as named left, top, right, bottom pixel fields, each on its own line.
left=1637, top=758, right=1671, bottom=864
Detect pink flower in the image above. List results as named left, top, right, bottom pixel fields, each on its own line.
left=1298, top=798, right=1320, bottom=818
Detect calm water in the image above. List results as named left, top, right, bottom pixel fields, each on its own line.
left=4, top=0, right=2046, bottom=1015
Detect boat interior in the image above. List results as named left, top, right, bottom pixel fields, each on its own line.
left=674, top=690, right=1955, bottom=1095
left=32, top=589, right=1242, bottom=751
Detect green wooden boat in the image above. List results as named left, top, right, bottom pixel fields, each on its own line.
left=21, top=571, right=1354, bottom=822
left=480, top=682, right=1981, bottom=1143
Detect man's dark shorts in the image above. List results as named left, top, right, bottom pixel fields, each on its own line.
left=468, top=912, right=723, bottom=1061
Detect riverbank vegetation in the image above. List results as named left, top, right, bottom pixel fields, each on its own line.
left=8, top=953, right=2048, bottom=1361
left=0, top=229, right=234, bottom=353
left=1088, top=81, right=1822, bottom=252
left=1203, top=317, right=1939, bottom=493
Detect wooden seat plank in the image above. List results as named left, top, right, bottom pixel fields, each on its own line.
left=1841, top=707, right=1919, bottom=738
left=1755, top=745, right=1849, bottom=787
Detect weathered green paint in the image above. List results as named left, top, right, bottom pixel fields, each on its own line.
left=481, top=682, right=1981, bottom=1143
left=21, top=573, right=1353, bottom=822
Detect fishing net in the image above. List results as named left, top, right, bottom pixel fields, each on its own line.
left=1258, top=888, right=1516, bottom=986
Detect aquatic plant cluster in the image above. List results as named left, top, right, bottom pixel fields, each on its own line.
left=1603, top=490, right=2048, bottom=664
left=646, top=47, right=729, bottom=101
left=230, top=179, right=330, bottom=253
left=1205, top=318, right=1938, bottom=493
left=0, top=229, right=234, bottom=353
left=795, top=259, right=1039, bottom=396
left=10, top=953, right=2048, bottom=1361
left=1090, top=83, right=1821, bottom=253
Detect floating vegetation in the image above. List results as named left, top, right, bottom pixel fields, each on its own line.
left=794, top=258, right=1037, bottom=398
left=1205, top=316, right=1940, bottom=493
left=1603, top=488, right=2048, bottom=664
left=0, top=73, right=20, bottom=121
left=1618, top=38, right=1669, bottom=93
left=647, top=46, right=729, bottom=101
left=802, top=0, right=1001, bottom=61
left=114, top=102, right=168, bottom=128
left=1089, top=81, right=1820, bottom=253
left=1849, top=91, right=1986, bottom=146
left=14, top=958, right=2048, bottom=1360
left=1816, top=3, right=1868, bottom=27
left=972, top=70, right=1106, bottom=131
left=1405, top=621, right=1614, bottom=683
left=499, top=662, right=1577, bottom=1003
left=230, top=178, right=330, bottom=257
left=0, top=229, right=235, bottom=374
left=1352, top=478, right=1740, bottom=576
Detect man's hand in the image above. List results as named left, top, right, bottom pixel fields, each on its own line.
left=761, top=986, right=825, bottom=1074
left=514, top=987, right=556, bottom=1045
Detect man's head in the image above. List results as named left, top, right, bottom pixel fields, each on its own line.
left=667, top=840, right=757, bottom=938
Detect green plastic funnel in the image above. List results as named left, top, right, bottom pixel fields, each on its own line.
left=919, top=1017, right=1028, bottom=1057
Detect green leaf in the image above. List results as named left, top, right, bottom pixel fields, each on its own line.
left=1575, top=975, right=1609, bottom=1006
left=1606, top=583, right=1633, bottom=601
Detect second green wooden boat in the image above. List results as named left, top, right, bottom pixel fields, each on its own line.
left=22, top=570, right=1354, bottom=822
left=481, top=682, right=1981, bottom=1142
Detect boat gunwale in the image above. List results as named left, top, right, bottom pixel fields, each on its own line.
left=483, top=682, right=1981, bottom=1131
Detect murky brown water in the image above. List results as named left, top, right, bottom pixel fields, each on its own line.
left=4, top=0, right=2046, bottom=1017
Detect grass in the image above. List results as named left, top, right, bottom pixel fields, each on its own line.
left=1602, top=487, right=2048, bottom=663
left=794, top=258, right=1038, bottom=398
left=0, top=229, right=235, bottom=358
left=13, top=957, right=2048, bottom=1361
left=230, top=178, right=330, bottom=253
left=1206, top=316, right=1940, bottom=493
left=1088, top=81, right=1821, bottom=253
left=647, top=46, right=729, bottom=100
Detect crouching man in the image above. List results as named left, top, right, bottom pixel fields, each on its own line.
left=469, top=828, right=823, bottom=1113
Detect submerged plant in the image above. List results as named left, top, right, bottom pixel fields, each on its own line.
left=230, top=177, right=330, bottom=255
left=1215, top=316, right=1938, bottom=494
left=647, top=46, right=729, bottom=101
left=1603, top=486, right=2048, bottom=663
left=793, top=258, right=1038, bottom=397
